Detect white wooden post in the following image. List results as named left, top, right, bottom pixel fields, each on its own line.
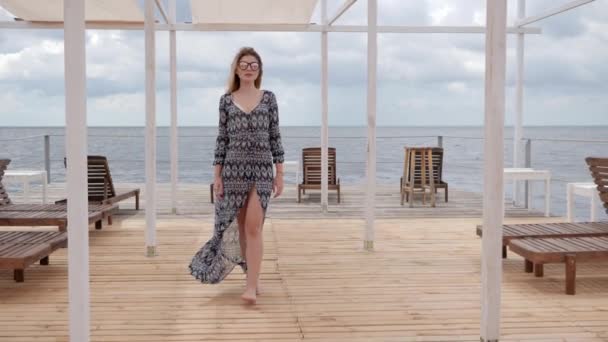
left=513, top=0, right=525, bottom=206
left=44, top=135, right=51, bottom=183
left=481, top=0, right=507, bottom=341
left=64, top=0, right=90, bottom=340
left=364, top=0, right=377, bottom=251
left=145, top=0, right=157, bottom=257
left=321, top=0, right=329, bottom=211
left=169, top=0, right=178, bottom=214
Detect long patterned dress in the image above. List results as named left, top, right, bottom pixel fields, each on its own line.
left=189, top=89, right=285, bottom=283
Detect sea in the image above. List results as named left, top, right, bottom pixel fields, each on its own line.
left=0, top=126, right=606, bottom=219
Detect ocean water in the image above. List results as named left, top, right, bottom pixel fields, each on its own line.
left=0, top=126, right=606, bottom=218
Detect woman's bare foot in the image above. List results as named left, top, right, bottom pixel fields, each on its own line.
left=241, top=288, right=257, bottom=305
left=256, top=280, right=262, bottom=295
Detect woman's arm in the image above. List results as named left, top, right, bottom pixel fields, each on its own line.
left=269, top=92, right=285, bottom=172
left=213, top=95, right=229, bottom=175
left=213, top=95, right=228, bottom=200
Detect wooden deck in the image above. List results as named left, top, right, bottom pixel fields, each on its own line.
left=1, top=212, right=608, bottom=341
left=11, top=182, right=547, bottom=218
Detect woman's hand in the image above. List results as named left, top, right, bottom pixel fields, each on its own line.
left=214, top=177, right=224, bottom=201
left=273, top=172, right=284, bottom=198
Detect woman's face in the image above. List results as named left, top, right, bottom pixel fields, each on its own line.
left=236, top=55, right=260, bottom=83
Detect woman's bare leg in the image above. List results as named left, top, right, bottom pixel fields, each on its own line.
left=237, top=202, right=247, bottom=268
left=241, top=185, right=264, bottom=304
left=237, top=196, right=261, bottom=294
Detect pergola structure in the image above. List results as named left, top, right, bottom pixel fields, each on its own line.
left=0, top=1, right=597, bottom=341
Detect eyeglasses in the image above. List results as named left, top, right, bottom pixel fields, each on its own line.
left=238, top=61, right=260, bottom=71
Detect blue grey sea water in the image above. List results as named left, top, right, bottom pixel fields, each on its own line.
left=0, top=126, right=606, bottom=219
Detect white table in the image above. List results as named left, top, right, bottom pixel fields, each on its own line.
left=282, top=160, right=300, bottom=184
left=3, top=170, right=48, bottom=204
left=567, top=182, right=599, bottom=222
left=504, top=168, right=551, bottom=217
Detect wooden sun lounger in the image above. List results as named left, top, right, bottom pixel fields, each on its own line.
left=509, top=236, right=608, bottom=295
left=476, top=222, right=608, bottom=258
left=0, top=204, right=118, bottom=231
left=0, top=231, right=67, bottom=282
left=56, top=155, right=140, bottom=223
left=476, top=157, right=608, bottom=295
left=0, top=159, right=118, bottom=231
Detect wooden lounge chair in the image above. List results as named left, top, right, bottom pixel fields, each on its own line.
left=0, top=231, right=67, bottom=282
left=476, top=222, right=608, bottom=258
left=586, top=157, right=608, bottom=215
left=509, top=236, right=608, bottom=295
left=0, top=160, right=66, bottom=282
left=56, top=155, right=140, bottom=222
left=0, top=159, right=117, bottom=231
left=400, top=147, right=448, bottom=207
left=479, top=158, right=608, bottom=295
left=298, top=147, right=341, bottom=203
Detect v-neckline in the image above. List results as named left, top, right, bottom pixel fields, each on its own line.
left=232, top=90, right=265, bottom=115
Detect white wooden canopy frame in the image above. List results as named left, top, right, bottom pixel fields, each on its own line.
left=0, top=0, right=597, bottom=341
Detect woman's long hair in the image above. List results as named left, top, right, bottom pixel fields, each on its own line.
left=226, top=47, right=263, bottom=93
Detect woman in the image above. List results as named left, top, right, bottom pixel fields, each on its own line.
left=189, top=47, right=285, bottom=305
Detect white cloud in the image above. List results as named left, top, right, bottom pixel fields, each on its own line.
left=0, top=40, right=64, bottom=80
left=463, top=59, right=484, bottom=75
left=447, top=82, right=468, bottom=93
left=89, top=93, right=145, bottom=126
left=0, top=89, right=19, bottom=112
left=430, top=5, right=454, bottom=25
left=473, top=10, right=485, bottom=26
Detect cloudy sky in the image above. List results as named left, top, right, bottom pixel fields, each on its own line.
left=0, top=0, right=606, bottom=127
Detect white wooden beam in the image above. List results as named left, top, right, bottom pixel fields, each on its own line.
left=321, top=0, right=329, bottom=211
left=364, top=0, right=377, bottom=251
left=513, top=0, right=526, bottom=205
left=0, top=21, right=542, bottom=34
left=64, top=0, right=90, bottom=340
left=169, top=0, right=178, bottom=214
left=516, top=0, right=595, bottom=27
left=162, top=23, right=311, bottom=32
left=481, top=0, right=507, bottom=340
left=374, top=25, right=540, bottom=34
left=154, top=0, right=169, bottom=24
left=145, top=0, right=158, bottom=257
left=328, top=0, right=357, bottom=25
left=161, top=23, right=541, bottom=34
left=0, top=20, right=144, bottom=30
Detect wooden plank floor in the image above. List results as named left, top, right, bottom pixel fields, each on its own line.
left=1, top=214, right=608, bottom=341
left=14, top=182, right=546, bottom=218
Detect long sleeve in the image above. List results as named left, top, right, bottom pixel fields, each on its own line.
left=268, top=92, right=285, bottom=164
left=213, top=95, right=229, bottom=166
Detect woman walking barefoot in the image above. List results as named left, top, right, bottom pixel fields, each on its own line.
left=189, top=47, right=285, bottom=305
